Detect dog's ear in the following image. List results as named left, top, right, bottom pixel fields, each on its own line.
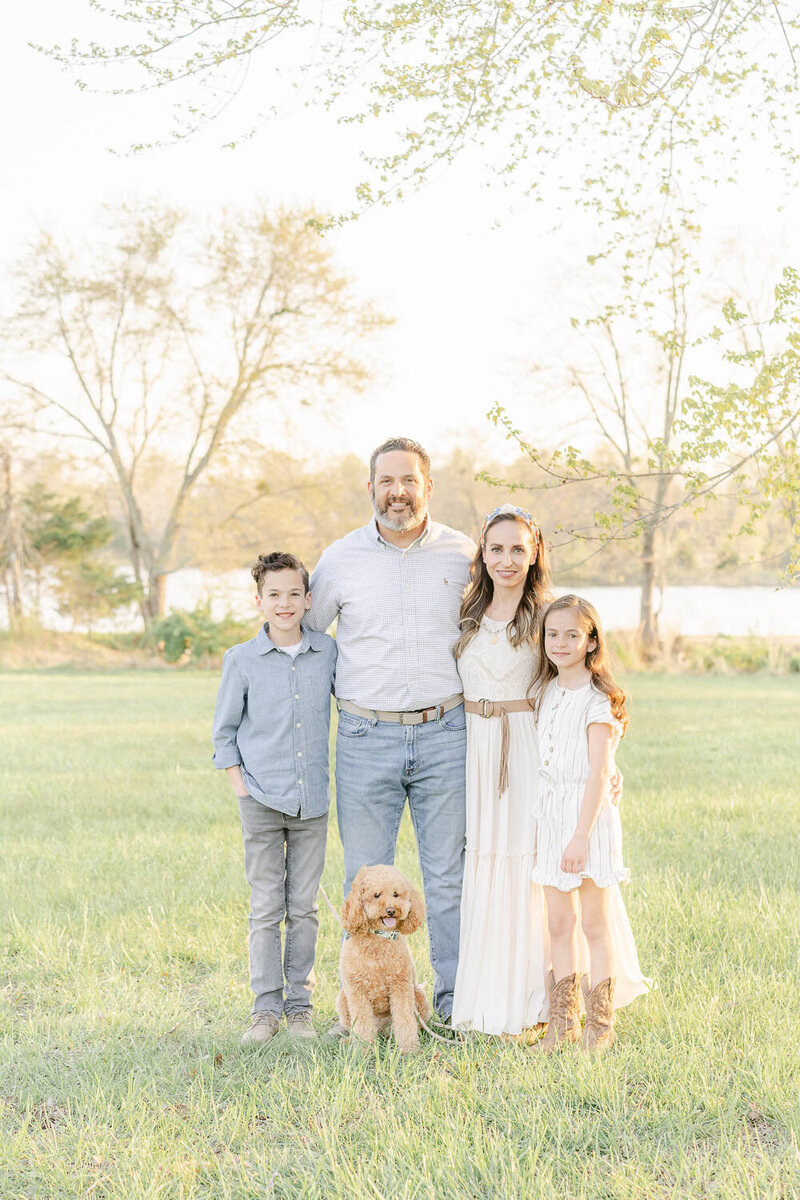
left=341, top=869, right=369, bottom=935
left=397, top=886, right=425, bottom=935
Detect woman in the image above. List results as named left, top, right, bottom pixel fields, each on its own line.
left=451, top=503, right=551, bottom=1036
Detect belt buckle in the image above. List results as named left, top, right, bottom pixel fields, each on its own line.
left=422, top=704, right=443, bottom=724
left=479, top=698, right=494, bottom=718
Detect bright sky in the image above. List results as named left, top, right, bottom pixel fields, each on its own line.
left=4, top=3, right=798, bottom=468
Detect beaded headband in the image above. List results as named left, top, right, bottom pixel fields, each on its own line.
left=480, top=503, right=540, bottom=552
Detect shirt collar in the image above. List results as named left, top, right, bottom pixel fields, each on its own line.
left=371, top=513, right=432, bottom=549
left=257, top=623, right=319, bottom=655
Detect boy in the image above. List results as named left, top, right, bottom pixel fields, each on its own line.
left=212, top=551, right=337, bottom=1044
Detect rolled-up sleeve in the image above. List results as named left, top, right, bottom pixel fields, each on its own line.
left=212, top=649, right=246, bottom=769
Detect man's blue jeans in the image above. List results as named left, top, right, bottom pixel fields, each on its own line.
left=334, top=704, right=467, bottom=1016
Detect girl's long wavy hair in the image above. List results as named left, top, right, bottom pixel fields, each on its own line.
left=454, top=513, right=552, bottom=658
left=530, top=594, right=628, bottom=731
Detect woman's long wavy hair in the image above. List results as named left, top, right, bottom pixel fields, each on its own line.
left=530, top=594, right=629, bottom=732
left=454, top=513, right=552, bottom=658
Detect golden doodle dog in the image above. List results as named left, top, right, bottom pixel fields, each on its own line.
left=336, top=864, right=431, bottom=1053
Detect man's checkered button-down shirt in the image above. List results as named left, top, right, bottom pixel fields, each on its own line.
left=306, top=517, right=475, bottom=711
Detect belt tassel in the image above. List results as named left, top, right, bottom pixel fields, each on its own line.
left=498, top=708, right=510, bottom=800
left=464, top=697, right=532, bottom=801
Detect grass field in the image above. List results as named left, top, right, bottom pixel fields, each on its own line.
left=1, top=672, right=799, bottom=1199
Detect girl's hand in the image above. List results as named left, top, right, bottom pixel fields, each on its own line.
left=561, top=834, right=589, bottom=875
left=610, top=767, right=623, bottom=807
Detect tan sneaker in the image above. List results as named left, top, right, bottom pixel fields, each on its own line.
left=285, top=1010, right=317, bottom=1039
left=241, top=1011, right=281, bottom=1045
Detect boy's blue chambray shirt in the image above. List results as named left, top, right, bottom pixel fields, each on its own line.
left=212, top=624, right=337, bottom=819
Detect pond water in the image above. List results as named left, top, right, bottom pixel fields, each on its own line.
left=166, top=571, right=798, bottom=638
left=556, top=585, right=799, bottom=638
left=8, top=569, right=799, bottom=637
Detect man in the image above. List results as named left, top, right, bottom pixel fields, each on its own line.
left=305, top=436, right=474, bottom=1019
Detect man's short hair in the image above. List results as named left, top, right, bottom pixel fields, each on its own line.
left=251, top=551, right=310, bottom=595
left=369, top=437, right=431, bottom=484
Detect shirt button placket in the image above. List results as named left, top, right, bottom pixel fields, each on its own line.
left=399, top=554, right=412, bottom=706
left=292, top=661, right=305, bottom=815
left=402, top=554, right=417, bottom=700
left=408, top=555, right=421, bottom=696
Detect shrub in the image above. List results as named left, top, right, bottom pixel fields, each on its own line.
left=606, top=630, right=646, bottom=672
left=143, top=606, right=252, bottom=663
left=706, top=635, right=770, bottom=674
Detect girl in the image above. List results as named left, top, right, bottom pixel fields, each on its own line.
left=531, top=593, right=650, bottom=1053
left=451, top=503, right=551, bottom=1036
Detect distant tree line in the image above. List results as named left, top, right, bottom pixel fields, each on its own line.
left=1, top=441, right=791, bottom=641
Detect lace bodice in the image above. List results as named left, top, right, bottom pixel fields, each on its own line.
left=457, top=617, right=539, bottom=701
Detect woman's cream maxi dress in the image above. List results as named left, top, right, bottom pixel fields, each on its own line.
left=452, top=617, right=547, bottom=1034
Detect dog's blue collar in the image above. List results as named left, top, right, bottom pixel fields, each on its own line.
left=343, top=928, right=399, bottom=941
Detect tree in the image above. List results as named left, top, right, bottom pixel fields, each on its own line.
left=23, top=486, right=139, bottom=630
left=480, top=216, right=696, bottom=655
left=54, top=558, right=140, bottom=632
left=27, top=487, right=113, bottom=567
left=480, top=219, right=800, bottom=653
left=42, top=3, right=800, bottom=217
left=4, top=203, right=389, bottom=626
left=722, top=275, right=800, bottom=565
left=563, top=218, right=694, bottom=655
left=0, top=448, right=25, bottom=626
left=0, top=474, right=139, bottom=630
left=680, top=267, right=800, bottom=580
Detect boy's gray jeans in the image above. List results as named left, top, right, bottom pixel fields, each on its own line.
left=238, top=796, right=328, bottom=1017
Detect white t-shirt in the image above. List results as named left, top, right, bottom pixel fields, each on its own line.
left=280, top=640, right=304, bottom=660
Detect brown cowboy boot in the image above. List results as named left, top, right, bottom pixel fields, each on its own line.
left=535, top=971, right=582, bottom=1053
left=579, top=977, right=616, bottom=1054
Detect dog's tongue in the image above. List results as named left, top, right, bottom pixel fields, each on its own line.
left=382, top=916, right=397, bottom=929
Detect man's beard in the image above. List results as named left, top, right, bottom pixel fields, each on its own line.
left=373, top=494, right=427, bottom=532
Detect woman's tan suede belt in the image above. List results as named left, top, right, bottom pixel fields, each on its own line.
left=337, top=694, right=464, bottom=725
left=464, top=698, right=534, bottom=799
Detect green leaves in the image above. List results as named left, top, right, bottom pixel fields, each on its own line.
left=142, top=604, right=250, bottom=662
left=680, top=267, right=800, bottom=578
left=36, top=2, right=800, bottom=227
left=486, top=211, right=800, bottom=612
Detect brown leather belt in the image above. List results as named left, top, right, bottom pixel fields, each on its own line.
left=337, top=694, right=464, bottom=726
left=464, top=698, right=534, bottom=798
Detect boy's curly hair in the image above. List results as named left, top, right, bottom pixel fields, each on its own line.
left=251, top=552, right=309, bottom=595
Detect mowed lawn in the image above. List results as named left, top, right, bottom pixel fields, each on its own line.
left=1, top=672, right=799, bottom=1200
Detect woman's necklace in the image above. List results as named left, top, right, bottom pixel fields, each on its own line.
left=485, top=612, right=512, bottom=644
